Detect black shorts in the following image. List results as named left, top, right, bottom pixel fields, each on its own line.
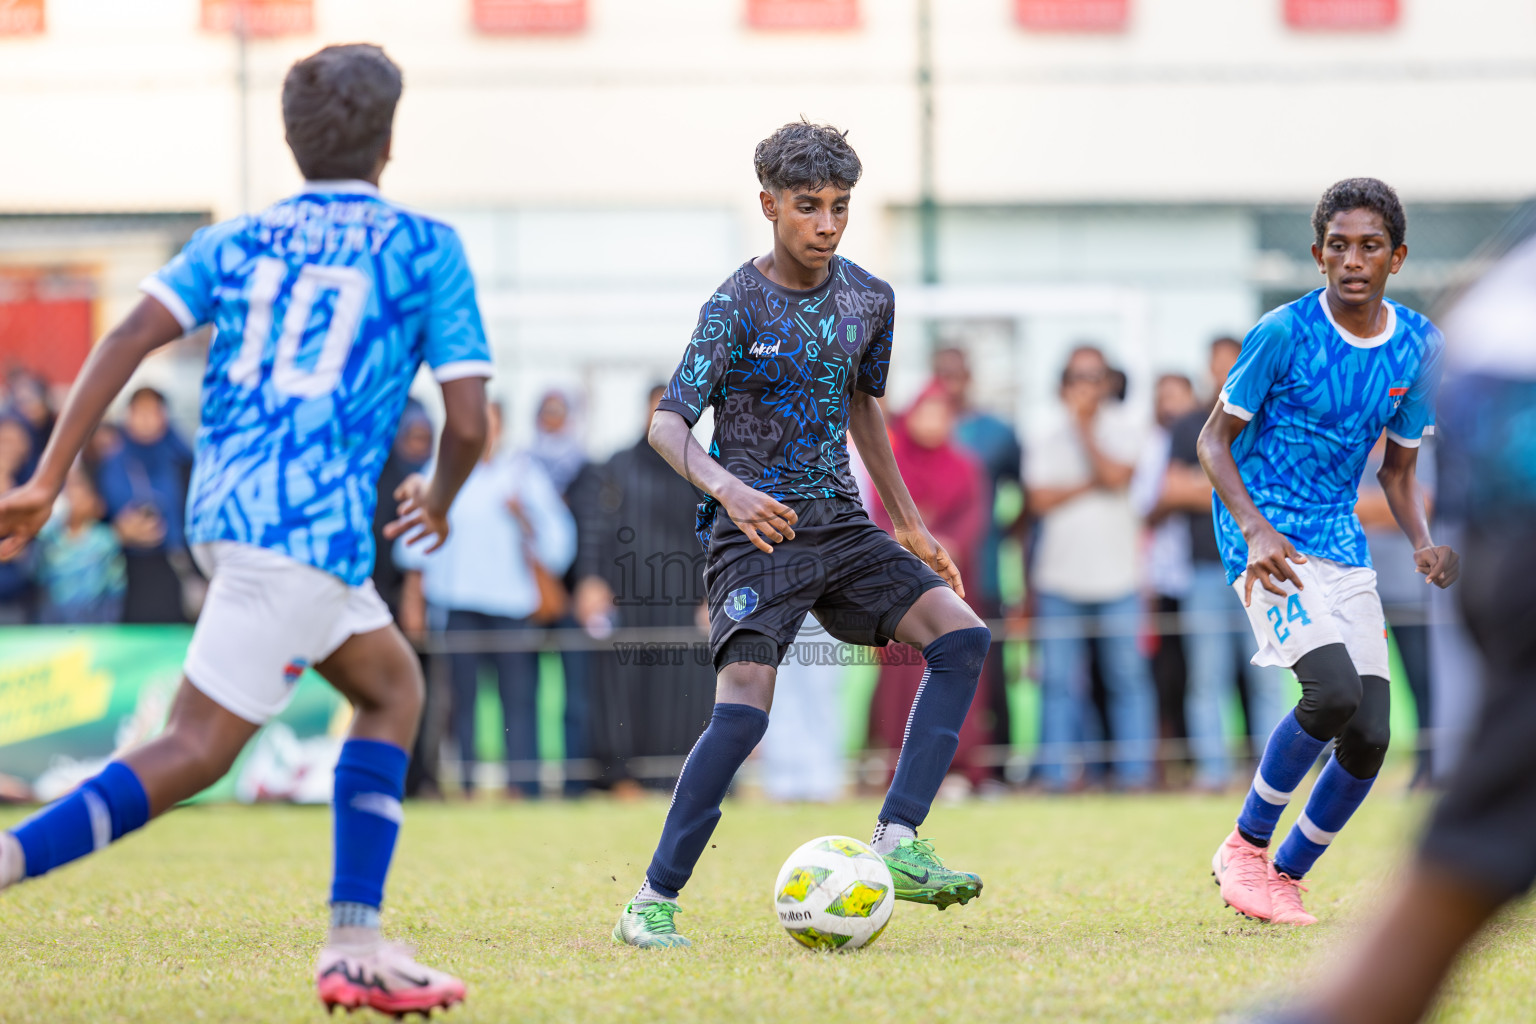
left=1418, top=526, right=1536, bottom=899
left=704, top=497, right=949, bottom=670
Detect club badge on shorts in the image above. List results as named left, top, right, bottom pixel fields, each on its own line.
left=723, top=586, right=759, bottom=622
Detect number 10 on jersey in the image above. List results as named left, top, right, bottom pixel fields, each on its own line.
left=228, top=256, right=371, bottom=399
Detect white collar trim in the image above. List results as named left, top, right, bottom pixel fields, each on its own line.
left=297, top=179, right=380, bottom=197
left=1317, top=289, right=1396, bottom=349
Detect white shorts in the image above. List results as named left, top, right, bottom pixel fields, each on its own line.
left=1233, top=555, right=1390, bottom=680
left=184, top=542, right=394, bottom=724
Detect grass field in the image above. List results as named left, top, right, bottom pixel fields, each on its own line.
left=1, top=788, right=1532, bottom=1023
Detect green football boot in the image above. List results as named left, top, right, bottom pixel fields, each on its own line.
left=612, top=900, right=692, bottom=948
left=882, top=837, right=983, bottom=909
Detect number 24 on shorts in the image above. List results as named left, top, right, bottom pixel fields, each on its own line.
left=1266, top=594, right=1311, bottom=643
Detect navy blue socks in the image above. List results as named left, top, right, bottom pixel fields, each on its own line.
left=1236, top=710, right=1328, bottom=846
left=878, top=626, right=990, bottom=831
left=330, top=739, right=409, bottom=914
left=11, top=761, right=150, bottom=878
left=645, top=702, right=769, bottom=897
left=1273, top=753, right=1377, bottom=879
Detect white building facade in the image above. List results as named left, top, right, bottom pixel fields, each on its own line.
left=2, top=0, right=1531, bottom=448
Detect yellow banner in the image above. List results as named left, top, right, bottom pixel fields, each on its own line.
left=0, top=647, right=113, bottom=747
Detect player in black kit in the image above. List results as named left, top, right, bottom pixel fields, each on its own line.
left=612, top=121, right=992, bottom=948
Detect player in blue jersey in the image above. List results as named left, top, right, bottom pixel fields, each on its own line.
left=0, top=45, right=490, bottom=1015
left=611, top=122, right=990, bottom=950
left=1201, top=178, right=1460, bottom=926
left=1239, top=208, right=1536, bottom=1024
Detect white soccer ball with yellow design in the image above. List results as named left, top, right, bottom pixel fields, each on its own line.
left=773, top=835, right=894, bottom=950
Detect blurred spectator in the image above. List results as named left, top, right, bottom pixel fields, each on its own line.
left=371, top=401, right=443, bottom=799
left=759, top=615, right=846, bottom=802
left=1135, top=372, right=1199, bottom=782
left=1358, top=431, right=1436, bottom=787
left=82, top=422, right=122, bottom=482
left=6, top=368, right=55, bottom=479
left=374, top=401, right=434, bottom=618
left=528, top=387, right=594, bottom=798
left=0, top=417, right=38, bottom=623
left=1162, top=337, right=1285, bottom=790
left=933, top=345, right=1023, bottom=777
left=868, top=381, right=991, bottom=790
left=96, top=387, right=194, bottom=623
left=579, top=385, right=713, bottom=794
left=1025, top=346, right=1155, bottom=791
left=36, top=466, right=125, bottom=624
left=398, top=401, right=575, bottom=798
left=528, top=388, right=587, bottom=495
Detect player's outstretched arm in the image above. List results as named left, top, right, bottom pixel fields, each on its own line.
left=647, top=408, right=795, bottom=555
left=1196, top=404, right=1306, bottom=606
left=848, top=390, right=964, bottom=598
left=385, top=377, right=488, bottom=554
left=0, top=296, right=184, bottom=560
left=1377, top=439, right=1459, bottom=587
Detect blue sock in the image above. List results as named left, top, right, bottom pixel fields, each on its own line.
left=1273, top=753, right=1376, bottom=879
left=646, top=702, right=769, bottom=897
left=878, top=626, right=990, bottom=829
left=1236, top=710, right=1328, bottom=845
left=10, top=761, right=150, bottom=878
left=331, top=739, right=409, bottom=909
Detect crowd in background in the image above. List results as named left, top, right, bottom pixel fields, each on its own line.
left=0, top=340, right=1457, bottom=800
left=0, top=370, right=197, bottom=628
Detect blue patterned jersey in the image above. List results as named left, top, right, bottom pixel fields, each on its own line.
left=1214, top=288, right=1443, bottom=583
left=656, top=256, right=894, bottom=544
left=141, top=181, right=492, bottom=585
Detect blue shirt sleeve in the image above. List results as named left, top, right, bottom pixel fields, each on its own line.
left=658, top=294, right=735, bottom=427
left=139, top=224, right=225, bottom=331
left=856, top=295, right=894, bottom=398
left=423, top=225, right=493, bottom=382
left=1387, top=329, right=1444, bottom=448
left=1220, top=315, right=1294, bottom=421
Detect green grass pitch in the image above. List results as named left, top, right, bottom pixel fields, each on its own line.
left=2, top=789, right=1532, bottom=1023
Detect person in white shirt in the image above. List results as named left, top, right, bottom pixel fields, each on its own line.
left=1026, top=345, right=1156, bottom=791
left=398, top=401, right=575, bottom=797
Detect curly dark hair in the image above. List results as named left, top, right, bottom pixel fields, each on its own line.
left=1312, top=177, right=1406, bottom=251
left=282, top=44, right=403, bottom=181
left=754, top=120, right=863, bottom=194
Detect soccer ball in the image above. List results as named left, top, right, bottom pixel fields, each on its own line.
left=772, top=835, right=894, bottom=951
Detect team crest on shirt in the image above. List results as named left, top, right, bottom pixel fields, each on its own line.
left=723, top=587, right=759, bottom=621
left=836, top=317, right=863, bottom=354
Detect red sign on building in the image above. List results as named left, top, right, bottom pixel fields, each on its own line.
left=1285, top=0, right=1398, bottom=30
left=201, top=0, right=313, bottom=37
left=747, top=0, right=859, bottom=31
left=0, top=0, right=45, bottom=36
left=1015, top=0, right=1128, bottom=31
left=474, top=0, right=586, bottom=34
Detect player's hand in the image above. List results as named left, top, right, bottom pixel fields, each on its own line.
left=386, top=474, right=452, bottom=554
left=0, top=480, right=58, bottom=561
left=1415, top=544, right=1460, bottom=588
left=720, top=482, right=797, bottom=555
left=1242, top=524, right=1306, bottom=606
left=897, top=524, right=966, bottom=601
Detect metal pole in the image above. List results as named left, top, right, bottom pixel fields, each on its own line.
left=917, top=0, right=938, bottom=286
left=236, top=0, right=251, bottom=213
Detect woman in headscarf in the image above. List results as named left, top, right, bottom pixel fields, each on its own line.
left=866, top=381, right=992, bottom=790
left=528, top=389, right=588, bottom=497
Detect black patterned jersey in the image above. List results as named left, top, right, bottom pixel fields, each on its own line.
left=657, top=255, right=895, bottom=544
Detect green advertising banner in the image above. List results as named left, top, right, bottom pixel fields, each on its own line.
left=0, top=626, right=346, bottom=804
